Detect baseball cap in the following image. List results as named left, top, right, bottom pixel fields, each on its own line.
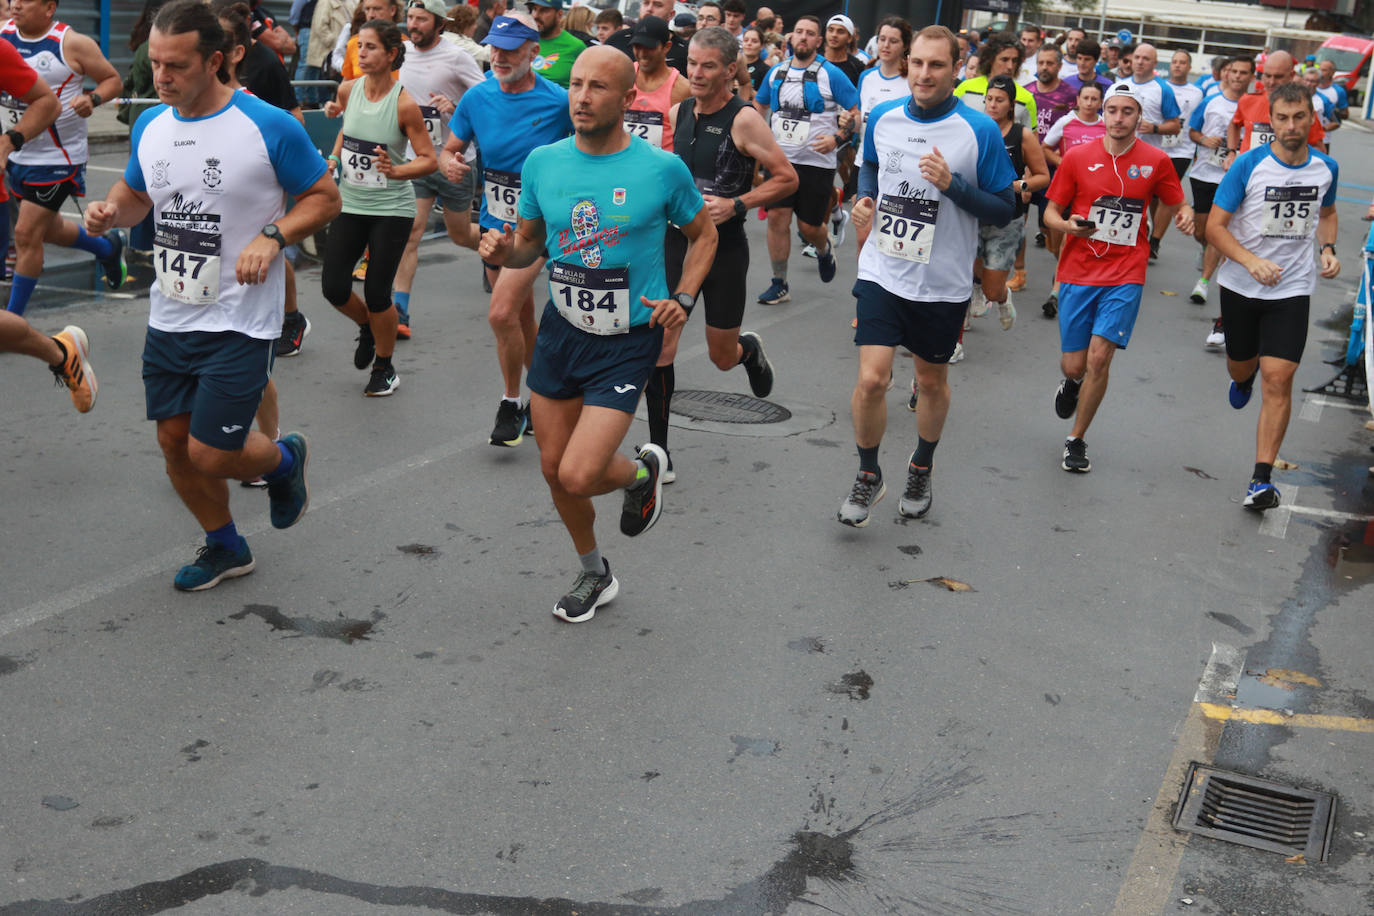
left=1103, top=82, right=1141, bottom=109
left=825, top=14, right=855, bottom=36
left=525, top=0, right=563, bottom=8
left=672, top=11, right=696, bottom=30
left=631, top=15, right=671, bottom=47
left=408, top=0, right=447, bottom=20
left=482, top=15, right=540, bottom=48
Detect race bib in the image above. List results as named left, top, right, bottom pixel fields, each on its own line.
left=483, top=168, right=521, bottom=224
left=341, top=135, right=387, bottom=188
left=1087, top=196, right=1145, bottom=247
left=874, top=195, right=938, bottom=263
left=772, top=107, right=811, bottom=145
left=1261, top=185, right=1317, bottom=239
left=549, top=262, right=630, bottom=335
left=0, top=96, right=21, bottom=130
left=418, top=104, right=445, bottom=150
left=154, top=223, right=221, bottom=307
left=1247, top=122, right=1275, bottom=151
left=1206, top=143, right=1229, bottom=169
left=623, top=109, right=664, bottom=148
left=1161, top=128, right=1187, bottom=149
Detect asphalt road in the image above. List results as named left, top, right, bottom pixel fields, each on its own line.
left=1, top=133, right=1371, bottom=915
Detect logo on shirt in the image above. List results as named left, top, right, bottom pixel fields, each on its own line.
left=150, top=159, right=171, bottom=190
left=202, top=157, right=223, bottom=189
left=1088, top=163, right=1105, bottom=172
left=571, top=198, right=603, bottom=268
left=1140, top=165, right=1153, bottom=178
left=613, top=188, right=626, bottom=206
left=532, top=53, right=557, bottom=72
left=884, top=150, right=904, bottom=174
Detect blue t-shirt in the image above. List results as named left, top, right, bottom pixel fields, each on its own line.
left=449, top=74, right=572, bottom=230
left=519, top=135, right=703, bottom=328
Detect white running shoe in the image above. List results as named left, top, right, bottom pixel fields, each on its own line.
left=830, top=207, right=849, bottom=246
left=968, top=284, right=990, bottom=318
left=997, top=290, right=1016, bottom=330
left=801, top=243, right=818, bottom=259
left=948, top=341, right=965, bottom=364
left=1205, top=320, right=1225, bottom=349
left=1190, top=277, right=1209, bottom=304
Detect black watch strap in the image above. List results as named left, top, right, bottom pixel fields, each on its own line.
left=261, top=223, right=287, bottom=249
left=5, top=128, right=22, bottom=150
left=733, top=197, right=746, bottom=218
left=673, top=291, right=696, bottom=315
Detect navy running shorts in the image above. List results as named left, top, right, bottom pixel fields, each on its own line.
left=852, top=278, right=967, bottom=364
left=142, top=328, right=274, bottom=451
left=7, top=162, right=86, bottom=211
left=527, top=301, right=664, bottom=413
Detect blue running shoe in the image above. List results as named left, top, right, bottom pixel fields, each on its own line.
left=268, top=432, right=310, bottom=529
left=1229, top=374, right=1255, bottom=409
left=1243, top=479, right=1280, bottom=511
left=174, top=540, right=255, bottom=591
left=818, top=246, right=837, bottom=283
left=757, top=277, right=790, bottom=304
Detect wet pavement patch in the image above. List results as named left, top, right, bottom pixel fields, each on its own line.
left=897, top=544, right=923, bottom=556
left=827, top=670, right=874, bottom=701
left=728, top=736, right=781, bottom=761
left=41, top=796, right=78, bottom=811
left=1185, top=466, right=1218, bottom=480
left=787, top=636, right=826, bottom=654
left=0, top=655, right=27, bottom=676
left=396, top=543, right=440, bottom=559
left=1207, top=611, right=1255, bottom=636
left=227, top=605, right=382, bottom=643
left=181, top=739, right=209, bottom=762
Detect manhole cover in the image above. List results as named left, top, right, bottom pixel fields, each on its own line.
left=669, top=389, right=792, bottom=424
left=1172, top=762, right=1336, bottom=862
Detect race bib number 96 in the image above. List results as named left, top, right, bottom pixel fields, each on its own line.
left=341, top=135, right=387, bottom=188
left=875, top=195, right=938, bottom=263
left=154, top=223, right=221, bottom=307
left=550, top=262, right=630, bottom=335
left=1262, top=185, right=1318, bottom=239
left=1087, top=195, right=1145, bottom=247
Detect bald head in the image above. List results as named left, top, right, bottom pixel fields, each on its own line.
left=574, top=43, right=636, bottom=93
left=1130, top=42, right=1157, bottom=79
left=1265, top=49, right=1295, bottom=81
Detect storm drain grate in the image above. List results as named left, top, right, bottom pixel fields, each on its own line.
left=669, top=389, right=792, bottom=424
left=1172, top=762, right=1336, bottom=862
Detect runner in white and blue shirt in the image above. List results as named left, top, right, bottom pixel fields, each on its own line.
left=1162, top=50, right=1204, bottom=177
left=839, top=26, right=1016, bottom=529
left=1121, top=44, right=1181, bottom=152
left=1205, top=82, right=1339, bottom=513
left=81, top=0, right=339, bottom=592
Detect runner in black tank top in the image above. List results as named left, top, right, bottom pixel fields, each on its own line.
left=642, top=27, right=799, bottom=482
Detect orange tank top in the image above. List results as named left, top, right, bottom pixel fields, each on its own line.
left=625, top=65, right=680, bottom=152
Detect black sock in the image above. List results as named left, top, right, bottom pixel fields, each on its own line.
left=911, top=437, right=938, bottom=469
left=1240, top=370, right=1257, bottom=390
left=737, top=334, right=756, bottom=366
left=1253, top=462, right=1272, bottom=483
left=374, top=354, right=393, bottom=371
left=646, top=363, right=674, bottom=448
left=857, top=444, right=880, bottom=477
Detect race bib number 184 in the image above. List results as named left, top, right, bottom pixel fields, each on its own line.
left=550, top=262, right=630, bottom=335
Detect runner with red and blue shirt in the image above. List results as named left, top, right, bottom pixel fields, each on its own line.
left=1043, top=83, right=1191, bottom=474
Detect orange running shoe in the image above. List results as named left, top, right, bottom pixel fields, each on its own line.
left=1007, top=268, right=1027, bottom=291
left=51, top=325, right=96, bottom=413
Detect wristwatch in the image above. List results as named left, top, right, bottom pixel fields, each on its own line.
left=4, top=128, right=22, bottom=150
left=1017, top=179, right=1029, bottom=193
left=261, top=223, right=287, bottom=249
left=1321, top=243, right=1337, bottom=254
left=87, top=91, right=102, bottom=108
left=732, top=197, right=746, bottom=218
left=672, top=291, right=696, bottom=315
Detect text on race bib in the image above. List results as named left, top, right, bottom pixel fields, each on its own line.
left=1261, top=185, right=1318, bottom=239
left=341, top=135, right=387, bottom=188
left=1247, top=122, right=1275, bottom=151
left=623, top=109, right=664, bottom=148
left=154, top=222, right=222, bottom=307
left=772, top=107, right=811, bottom=146
left=417, top=104, right=445, bottom=151
left=1206, top=144, right=1229, bottom=168
left=0, top=96, right=21, bottom=130
left=874, top=195, right=938, bottom=264
left=550, top=262, right=629, bottom=335
left=1087, top=195, right=1144, bottom=247
left=483, top=167, right=520, bottom=224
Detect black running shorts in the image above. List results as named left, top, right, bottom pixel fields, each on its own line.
left=664, top=220, right=749, bottom=330
left=1219, top=285, right=1309, bottom=364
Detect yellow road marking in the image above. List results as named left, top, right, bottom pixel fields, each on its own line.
left=1198, top=702, right=1374, bottom=733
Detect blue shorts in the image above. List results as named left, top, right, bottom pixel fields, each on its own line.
left=6, top=162, right=85, bottom=211
left=1058, top=282, right=1144, bottom=353
left=527, top=301, right=663, bottom=413
left=142, top=328, right=274, bottom=451
left=852, top=279, right=966, bottom=364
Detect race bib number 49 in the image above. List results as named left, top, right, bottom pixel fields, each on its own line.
left=483, top=168, right=520, bottom=224
left=154, top=223, right=221, bottom=307
left=1087, top=195, right=1145, bottom=247
left=341, top=135, right=387, bottom=188
left=874, top=195, right=938, bottom=263
left=623, top=109, right=664, bottom=148
left=550, top=262, right=629, bottom=335
left=772, top=108, right=811, bottom=146
left=1262, top=185, right=1318, bottom=238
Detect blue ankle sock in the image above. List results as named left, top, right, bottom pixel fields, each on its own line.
left=393, top=290, right=410, bottom=311
left=206, top=521, right=244, bottom=551
left=73, top=226, right=113, bottom=259
left=262, top=440, right=295, bottom=482
left=6, top=273, right=37, bottom=315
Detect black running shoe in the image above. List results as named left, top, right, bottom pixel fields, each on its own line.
left=1034, top=231, right=1046, bottom=248
left=490, top=399, right=526, bottom=446
left=898, top=464, right=932, bottom=518
left=553, top=559, right=619, bottom=623
left=1042, top=293, right=1058, bottom=318
left=1062, top=437, right=1090, bottom=473
left=620, top=443, right=666, bottom=536
left=276, top=312, right=310, bottom=358
left=98, top=229, right=127, bottom=290
left=364, top=365, right=399, bottom=397
left=739, top=331, right=774, bottom=398
left=907, top=378, right=918, bottom=412
left=522, top=401, right=534, bottom=438
left=1149, top=236, right=1160, bottom=260
left=1054, top=377, right=1081, bottom=419
left=353, top=324, right=375, bottom=370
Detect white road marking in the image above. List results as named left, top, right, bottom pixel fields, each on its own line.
left=85, top=165, right=126, bottom=173
left=1300, top=394, right=1368, bottom=422
left=1194, top=642, right=1245, bottom=705
left=1258, top=486, right=1296, bottom=539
